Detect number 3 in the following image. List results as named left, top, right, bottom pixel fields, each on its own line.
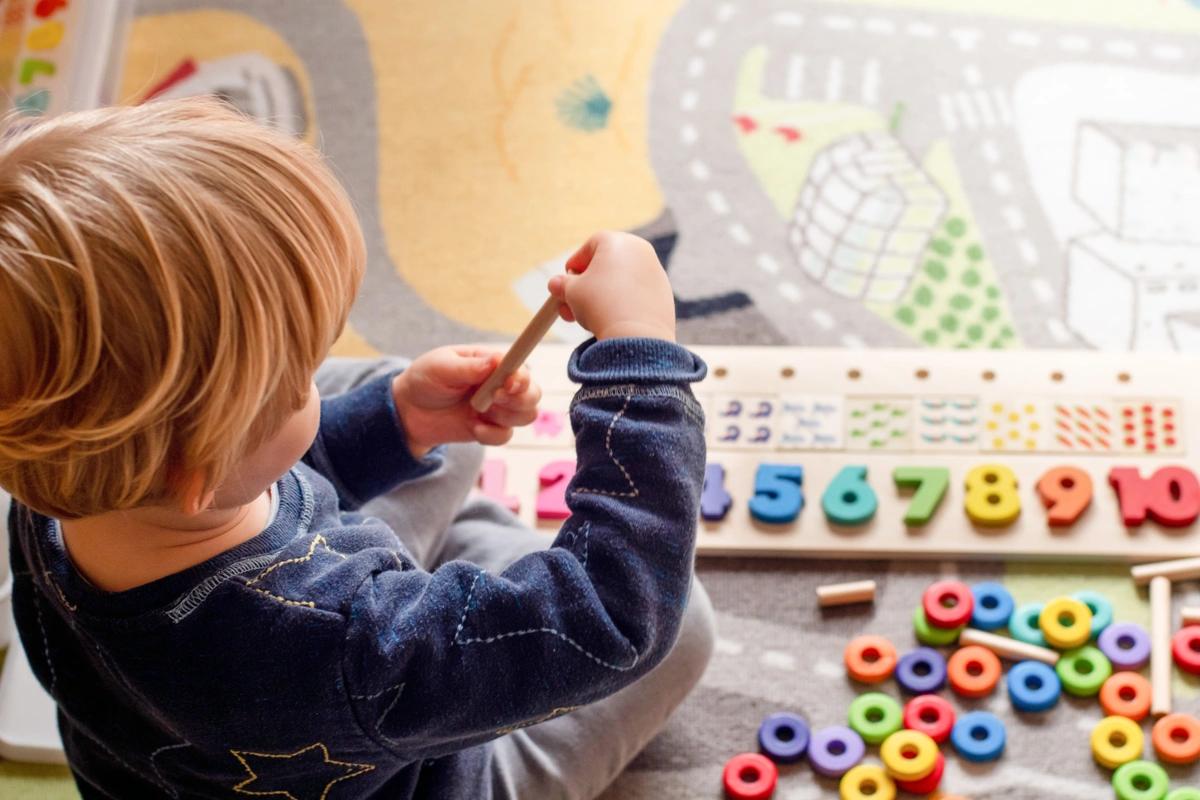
left=964, top=464, right=1021, bottom=527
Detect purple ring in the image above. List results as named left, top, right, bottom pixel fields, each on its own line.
left=757, top=712, right=809, bottom=763
left=895, top=647, right=948, bottom=694
left=807, top=725, right=866, bottom=777
left=1098, top=622, right=1151, bottom=670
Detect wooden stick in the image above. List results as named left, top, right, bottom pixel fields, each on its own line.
left=959, top=627, right=1060, bottom=665
left=1151, top=575, right=1173, bottom=716
left=1182, top=607, right=1200, bottom=626
left=469, top=296, right=563, bottom=413
left=1132, top=557, right=1200, bottom=586
left=816, top=580, right=876, bottom=607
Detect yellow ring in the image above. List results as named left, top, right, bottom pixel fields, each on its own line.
left=1039, top=596, right=1093, bottom=649
left=1091, top=715, right=1144, bottom=769
left=879, top=729, right=938, bottom=781
left=839, top=763, right=896, bottom=800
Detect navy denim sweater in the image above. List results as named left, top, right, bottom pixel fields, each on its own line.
left=10, top=338, right=707, bottom=799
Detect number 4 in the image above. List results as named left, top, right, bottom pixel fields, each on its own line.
left=893, top=467, right=950, bottom=526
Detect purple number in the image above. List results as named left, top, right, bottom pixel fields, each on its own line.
left=701, top=464, right=733, bottom=521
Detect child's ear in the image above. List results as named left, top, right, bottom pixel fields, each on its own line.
left=177, top=472, right=216, bottom=517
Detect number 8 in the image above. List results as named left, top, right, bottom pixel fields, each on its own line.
left=964, top=464, right=1021, bottom=527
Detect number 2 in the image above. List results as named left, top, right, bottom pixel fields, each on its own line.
left=536, top=460, right=575, bottom=520
left=893, top=466, right=950, bottom=526
left=749, top=464, right=804, bottom=524
left=1036, top=466, right=1092, bottom=526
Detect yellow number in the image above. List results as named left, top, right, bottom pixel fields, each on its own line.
left=964, top=464, right=1021, bottom=526
left=27, top=21, right=64, bottom=51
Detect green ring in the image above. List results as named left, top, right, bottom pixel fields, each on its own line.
left=1056, top=645, right=1112, bottom=697
left=1168, top=789, right=1200, bottom=800
left=848, top=692, right=903, bottom=745
left=913, top=605, right=962, bottom=646
left=1113, top=760, right=1169, bottom=800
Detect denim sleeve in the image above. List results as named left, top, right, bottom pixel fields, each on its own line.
left=342, top=338, right=707, bottom=759
left=302, top=372, right=443, bottom=510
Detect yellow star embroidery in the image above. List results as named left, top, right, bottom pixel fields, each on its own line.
left=231, top=743, right=373, bottom=800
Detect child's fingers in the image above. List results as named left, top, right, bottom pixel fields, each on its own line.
left=481, top=403, right=538, bottom=428
left=472, top=421, right=514, bottom=447
left=503, top=368, right=533, bottom=394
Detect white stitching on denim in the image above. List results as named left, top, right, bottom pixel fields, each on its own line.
left=33, top=593, right=56, bottom=694
left=453, top=572, right=483, bottom=642
left=43, top=572, right=77, bottom=612
left=350, top=682, right=404, bottom=701
left=375, top=683, right=405, bottom=730
left=166, top=554, right=280, bottom=624
left=579, top=521, right=590, bottom=567
left=149, top=742, right=190, bottom=799
left=572, top=391, right=637, bottom=499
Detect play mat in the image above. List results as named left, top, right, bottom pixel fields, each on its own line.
left=6, top=0, right=1200, bottom=797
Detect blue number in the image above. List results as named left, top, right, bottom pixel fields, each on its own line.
left=700, top=463, right=733, bottom=521
left=822, top=465, right=878, bottom=526
left=749, top=464, right=804, bottom=524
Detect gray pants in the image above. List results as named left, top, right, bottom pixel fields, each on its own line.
left=319, top=358, right=716, bottom=800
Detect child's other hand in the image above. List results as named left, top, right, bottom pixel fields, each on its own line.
left=547, top=231, right=676, bottom=342
left=391, top=347, right=541, bottom=455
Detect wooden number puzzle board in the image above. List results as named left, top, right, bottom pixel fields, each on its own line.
left=487, top=345, right=1200, bottom=562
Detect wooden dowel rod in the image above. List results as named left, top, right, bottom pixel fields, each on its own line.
left=1132, top=557, right=1200, bottom=586
left=470, top=296, right=563, bottom=413
left=1181, top=607, right=1200, bottom=626
left=959, top=627, right=1059, bottom=665
left=816, top=580, right=876, bottom=607
left=1151, top=575, right=1173, bottom=716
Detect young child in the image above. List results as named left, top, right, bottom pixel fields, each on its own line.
left=0, top=98, right=714, bottom=799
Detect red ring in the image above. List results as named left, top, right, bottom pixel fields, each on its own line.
left=722, top=753, right=778, bottom=800
left=947, top=645, right=1002, bottom=698
left=922, top=580, right=974, bottom=629
left=1100, top=672, right=1151, bottom=721
left=844, top=635, right=898, bottom=684
left=902, top=694, right=955, bottom=744
left=1173, top=626, right=1200, bottom=675
left=895, top=751, right=945, bottom=795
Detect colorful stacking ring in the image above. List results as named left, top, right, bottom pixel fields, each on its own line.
left=848, top=693, right=904, bottom=745
left=970, top=581, right=1014, bottom=630
left=757, top=712, right=809, bottom=763
left=1039, top=596, right=1093, bottom=650
left=1072, top=590, right=1114, bottom=637
left=922, top=580, right=974, bottom=629
left=1167, top=789, right=1200, bottom=800
left=722, top=753, right=777, bottom=800
left=839, top=763, right=895, bottom=800
left=947, top=645, right=1002, bottom=698
left=1172, top=626, right=1200, bottom=675
left=1092, top=715, right=1145, bottom=769
left=1100, top=672, right=1152, bottom=721
left=895, top=648, right=947, bottom=695
left=879, top=730, right=938, bottom=781
left=893, top=751, right=945, bottom=795
left=902, top=694, right=955, bottom=744
left=1152, top=713, right=1200, bottom=765
left=1006, top=660, right=1062, bottom=712
left=1098, top=622, right=1152, bottom=671
left=844, top=635, right=897, bottom=684
left=1056, top=646, right=1112, bottom=697
left=1112, top=760, right=1169, bottom=800
left=809, top=725, right=866, bottom=778
left=1009, top=602, right=1048, bottom=647
left=950, top=711, right=1006, bottom=762
left=913, top=606, right=962, bottom=646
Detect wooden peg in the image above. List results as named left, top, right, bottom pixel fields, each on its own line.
left=816, top=579, right=876, bottom=608
left=1132, top=557, right=1200, bottom=587
left=1151, top=575, right=1173, bottom=717
left=959, top=627, right=1060, bottom=666
left=470, top=296, right=562, bottom=413
left=1182, top=607, right=1200, bottom=626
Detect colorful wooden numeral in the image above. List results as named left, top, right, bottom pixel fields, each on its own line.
left=19, top=59, right=55, bottom=85
left=1036, top=466, right=1093, bottom=526
left=1109, top=466, right=1200, bottom=528
left=27, top=21, right=64, bottom=50
left=478, top=459, right=520, bottom=514
left=893, top=466, right=950, bottom=526
left=36, top=0, right=68, bottom=18
left=964, top=464, right=1021, bottom=527
left=821, top=465, right=878, bottom=526
left=701, top=463, right=733, bottom=521
left=536, top=460, right=575, bottom=520
left=13, top=90, right=49, bottom=115
left=749, top=464, right=804, bottom=524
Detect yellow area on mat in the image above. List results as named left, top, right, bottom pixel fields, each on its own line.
left=117, top=10, right=316, bottom=144
left=344, top=0, right=681, bottom=335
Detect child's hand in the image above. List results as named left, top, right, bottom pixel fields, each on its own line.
left=547, top=231, right=676, bottom=342
left=391, top=347, right=541, bottom=456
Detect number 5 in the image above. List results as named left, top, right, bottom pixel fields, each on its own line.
left=749, top=464, right=804, bottom=524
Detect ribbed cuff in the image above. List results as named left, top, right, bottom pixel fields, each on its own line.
left=567, top=337, right=707, bottom=385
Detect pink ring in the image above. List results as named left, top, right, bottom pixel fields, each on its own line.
left=922, top=580, right=974, bottom=629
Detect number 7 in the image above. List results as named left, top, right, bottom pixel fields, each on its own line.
left=893, top=466, right=950, bottom=526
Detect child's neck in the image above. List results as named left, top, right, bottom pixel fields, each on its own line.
left=59, top=490, right=273, bottom=593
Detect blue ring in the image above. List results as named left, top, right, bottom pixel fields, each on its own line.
left=895, top=647, right=947, bottom=694
left=970, top=582, right=1014, bottom=630
left=1008, top=602, right=1047, bottom=647
left=951, top=711, right=1006, bottom=762
left=1006, top=660, right=1061, bottom=712
left=757, top=711, right=809, bottom=763
left=1071, top=590, right=1113, bottom=638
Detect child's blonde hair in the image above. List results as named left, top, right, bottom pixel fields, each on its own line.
left=0, top=98, right=365, bottom=518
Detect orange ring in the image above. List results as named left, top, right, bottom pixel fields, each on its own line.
left=1152, top=713, right=1200, bottom=765
left=1099, top=672, right=1151, bottom=721
left=946, top=645, right=1002, bottom=698
left=844, top=635, right=898, bottom=684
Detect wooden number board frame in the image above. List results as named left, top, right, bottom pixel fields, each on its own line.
left=485, top=345, right=1200, bottom=562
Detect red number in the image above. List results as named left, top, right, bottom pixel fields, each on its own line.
left=35, top=0, right=68, bottom=18
left=1109, top=466, right=1200, bottom=528
left=536, top=460, right=575, bottom=520
left=1037, top=466, right=1093, bottom=526
left=478, top=459, right=519, bottom=514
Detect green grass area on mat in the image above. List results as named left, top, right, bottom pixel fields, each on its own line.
left=0, top=648, right=79, bottom=799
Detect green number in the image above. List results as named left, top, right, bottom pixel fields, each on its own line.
left=893, top=466, right=950, bottom=525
